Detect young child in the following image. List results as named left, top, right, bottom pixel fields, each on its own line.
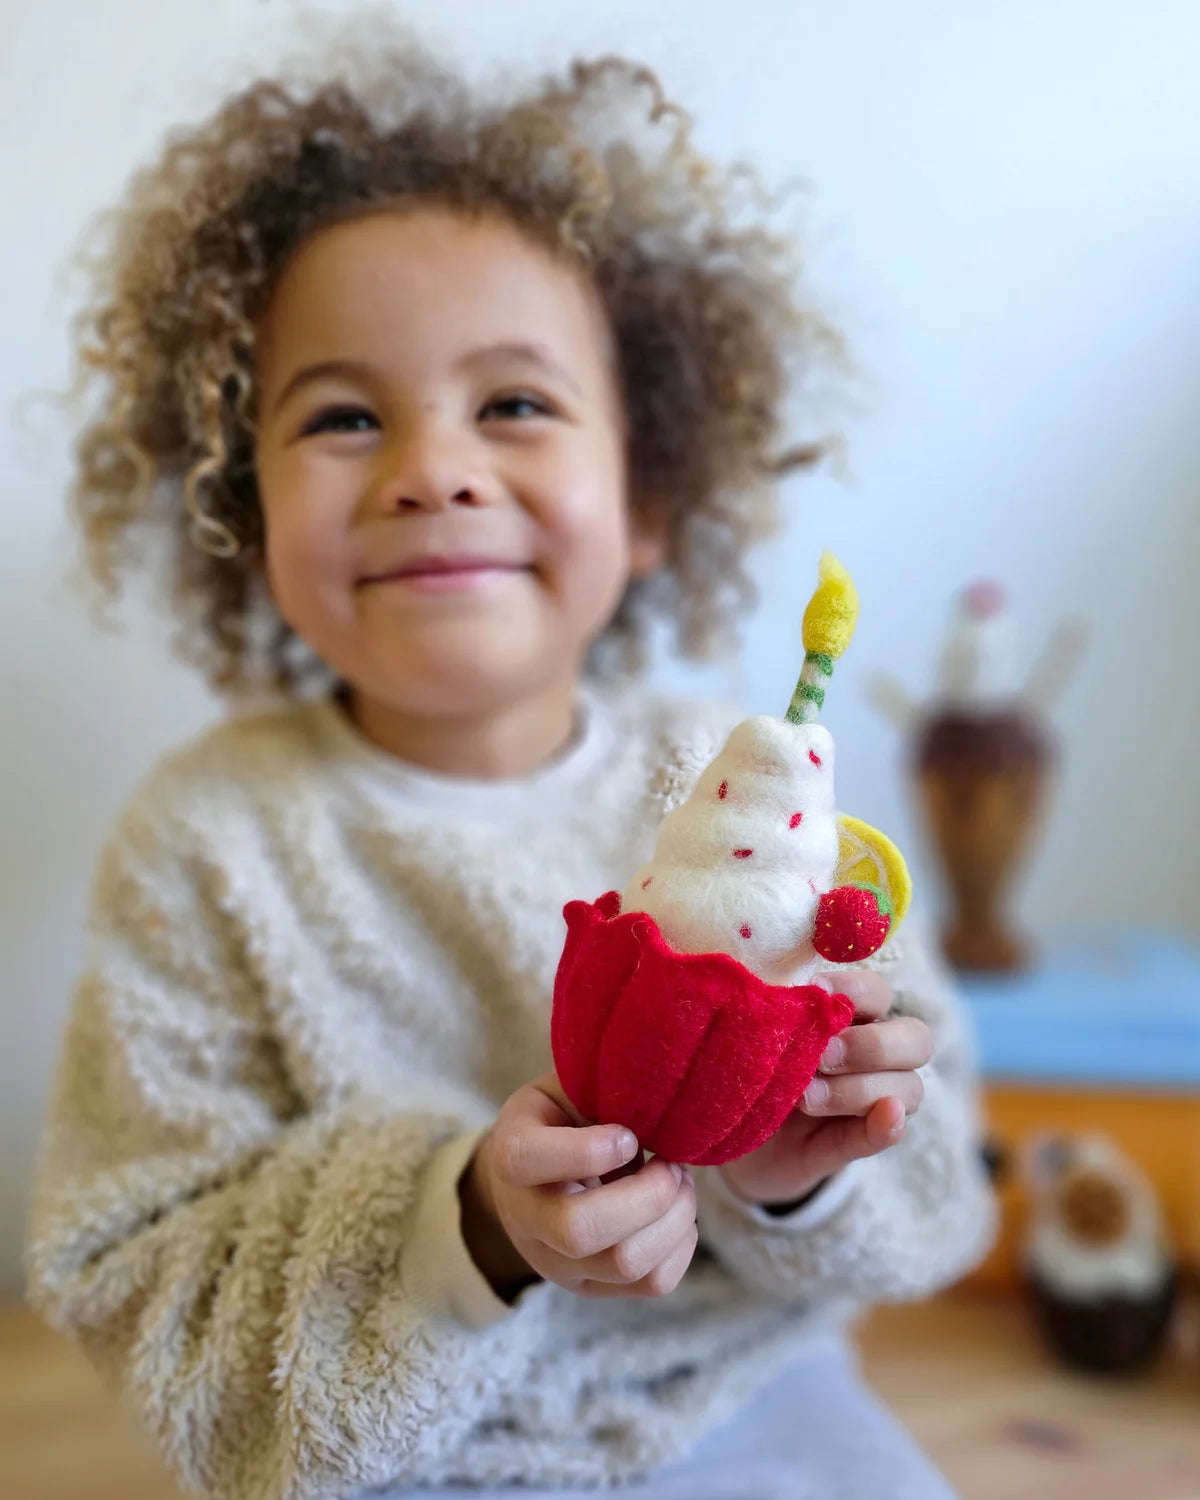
left=27, top=33, right=994, bottom=1500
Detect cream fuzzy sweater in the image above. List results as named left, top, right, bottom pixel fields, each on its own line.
left=27, top=685, right=994, bottom=1500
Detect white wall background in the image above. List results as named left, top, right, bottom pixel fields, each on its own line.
left=3, top=0, right=1198, bottom=1295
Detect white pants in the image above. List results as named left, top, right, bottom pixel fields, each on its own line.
left=390, top=1338, right=958, bottom=1500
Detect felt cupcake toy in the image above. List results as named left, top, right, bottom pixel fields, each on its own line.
left=551, top=554, right=912, bottom=1166
left=1022, top=1134, right=1179, bottom=1375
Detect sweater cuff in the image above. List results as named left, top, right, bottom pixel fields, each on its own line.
left=701, top=1157, right=869, bottom=1233
left=399, top=1128, right=515, bottom=1331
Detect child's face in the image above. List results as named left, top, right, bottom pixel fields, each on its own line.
left=254, top=208, right=654, bottom=721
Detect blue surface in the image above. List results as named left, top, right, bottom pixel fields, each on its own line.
left=957, top=929, right=1200, bottom=1089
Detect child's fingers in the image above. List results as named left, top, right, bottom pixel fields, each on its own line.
left=818, top=1016, right=933, bottom=1076
left=493, top=1119, right=638, bottom=1189
left=575, top=1222, right=700, bottom=1300
left=782, top=1102, right=907, bottom=1186
left=578, top=1173, right=698, bottom=1284
left=637, top=1221, right=701, bottom=1297
left=537, top=1158, right=689, bottom=1261
left=802, top=1068, right=924, bottom=1118
left=817, top=967, right=893, bottom=1021
left=493, top=1082, right=638, bottom=1187
left=864, top=1096, right=908, bottom=1150
left=526, top=1071, right=594, bottom=1130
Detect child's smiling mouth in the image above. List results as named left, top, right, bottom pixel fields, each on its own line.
left=358, top=553, right=533, bottom=593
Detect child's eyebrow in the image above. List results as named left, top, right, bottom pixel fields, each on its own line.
left=456, top=341, right=583, bottom=399
left=269, top=342, right=583, bottom=418
left=269, top=359, right=375, bottom=417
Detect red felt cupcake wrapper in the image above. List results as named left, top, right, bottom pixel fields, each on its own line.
left=551, top=892, right=855, bottom=1167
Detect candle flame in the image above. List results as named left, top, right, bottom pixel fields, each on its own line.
left=802, top=551, right=859, bottom=661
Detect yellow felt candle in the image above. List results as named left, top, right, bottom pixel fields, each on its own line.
left=787, top=552, right=860, bottom=723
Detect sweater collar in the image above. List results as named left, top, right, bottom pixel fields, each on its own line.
left=306, top=681, right=615, bottom=819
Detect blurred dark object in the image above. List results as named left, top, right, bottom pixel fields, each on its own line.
left=980, top=1135, right=1009, bottom=1184
left=1028, top=1273, right=1179, bottom=1375
left=956, top=929, right=1200, bottom=1298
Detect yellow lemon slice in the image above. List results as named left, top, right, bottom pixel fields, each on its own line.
left=835, top=814, right=912, bottom=935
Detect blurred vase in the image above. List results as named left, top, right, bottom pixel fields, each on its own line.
left=913, top=708, right=1054, bottom=972
left=872, top=579, right=1084, bottom=975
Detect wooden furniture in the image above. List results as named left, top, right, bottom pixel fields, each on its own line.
left=959, top=928, right=1200, bottom=1291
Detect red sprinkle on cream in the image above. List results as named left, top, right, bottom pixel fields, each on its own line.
left=718, top=780, right=728, bottom=800
left=739, top=924, right=753, bottom=939
left=809, top=749, right=822, bottom=768
left=789, top=812, right=804, bottom=829
left=733, top=848, right=753, bottom=859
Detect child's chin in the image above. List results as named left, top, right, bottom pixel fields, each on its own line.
left=369, top=628, right=568, bottom=713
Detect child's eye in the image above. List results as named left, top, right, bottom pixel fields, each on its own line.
left=300, top=405, right=379, bottom=436
left=478, top=392, right=554, bottom=422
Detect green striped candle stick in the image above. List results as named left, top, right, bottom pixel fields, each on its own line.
left=785, top=552, right=859, bottom=725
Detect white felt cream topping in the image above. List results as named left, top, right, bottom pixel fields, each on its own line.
left=625, top=716, right=839, bottom=984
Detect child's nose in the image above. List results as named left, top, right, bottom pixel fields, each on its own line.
left=392, top=484, right=480, bottom=513
left=371, top=429, right=487, bottom=515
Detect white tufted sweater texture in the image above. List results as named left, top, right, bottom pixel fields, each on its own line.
left=26, top=684, right=994, bottom=1500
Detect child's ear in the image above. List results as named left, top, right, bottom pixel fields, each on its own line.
left=628, top=503, right=670, bottom=579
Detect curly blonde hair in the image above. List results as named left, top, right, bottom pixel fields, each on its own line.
left=69, top=33, right=846, bottom=695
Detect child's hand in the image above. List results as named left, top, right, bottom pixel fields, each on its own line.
left=463, top=1074, right=698, bottom=1301
left=717, top=971, right=932, bottom=1209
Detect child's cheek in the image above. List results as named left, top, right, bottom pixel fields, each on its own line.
left=262, top=487, right=357, bottom=635
left=534, top=443, right=631, bottom=599
left=544, top=489, right=631, bottom=629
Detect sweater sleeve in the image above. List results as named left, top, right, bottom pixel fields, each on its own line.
left=25, top=796, right=553, bottom=1500
left=690, top=917, right=998, bottom=1305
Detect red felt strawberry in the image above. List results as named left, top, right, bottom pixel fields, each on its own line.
left=813, top=882, right=893, bottom=963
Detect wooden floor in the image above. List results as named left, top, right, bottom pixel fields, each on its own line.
left=3, top=1293, right=1197, bottom=1499
left=859, top=1295, right=1199, bottom=1500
